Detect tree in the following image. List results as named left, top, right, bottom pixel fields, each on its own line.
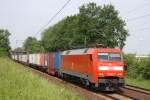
left=23, top=37, right=42, bottom=53
left=42, top=3, right=128, bottom=51
left=140, top=57, right=150, bottom=79
left=77, top=3, right=128, bottom=48
left=0, top=29, right=11, bottom=56
left=123, top=54, right=140, bottom=78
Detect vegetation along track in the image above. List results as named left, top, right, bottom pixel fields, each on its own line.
left=19, top=62, right=149, bottom=100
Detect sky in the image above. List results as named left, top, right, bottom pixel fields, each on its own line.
left=0, top=0, right=150, bottom=55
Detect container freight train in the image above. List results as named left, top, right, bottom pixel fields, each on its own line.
left=11, top=48, right=125, bottom=91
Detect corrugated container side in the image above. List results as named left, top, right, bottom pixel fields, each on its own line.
left=29, top=54, right=32, bottom=64
left=22, top=55, right=27, bottom=62
left=18, top=55, right=20, bottom=61
left=32, top=54, right=35, bottom=64
left=17, top=54, right=19, bottom=61
left=18, top=55, right=22, bottom=61
left=34, top=54, right=37, bottom=64
left=32, top=54, right=34, bottom=64
left=29, top=54, right=34, bottom=64
left=21, top=55, right=23, bottom=62
left=53, top=52, right=61, bottom=69
left=44, top=53, right=48, bottom=66
left=37, top=54, right=40, bottom=65
left=47, top=53, right=55, bottom=75
left=15, top=55, right=17, bottom=60
left=33, top=54, right=36, bottom=64
left=16, top=55, right=18, bottom=60
left=40, top=53, right=45, bottom=66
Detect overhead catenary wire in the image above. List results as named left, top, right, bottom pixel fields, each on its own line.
left=123, top=2, right=150, bottom=24
left=126, top=13, right=150, bottom=22
left=124, top=2, right=150, bottom=16
left=34, top=0, right=71, bottom=37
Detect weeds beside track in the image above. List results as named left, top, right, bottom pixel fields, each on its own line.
left=0, top=57, right=82, bottom=100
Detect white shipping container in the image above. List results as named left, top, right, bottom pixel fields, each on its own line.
left=29, top=54, right=31, bottom=63
left=29, top=54, right=40, bottom=65
left=32, top=54, right=34, bottom=64
left=15, top=55, right=18, bottom=60
left=14, top=55, right=16, bottom=60
left=44, top=54, right=48, bottom=66
left=45, top=59, right=48, bottom=66
left=34, top=54, right=38, bottom=65
left=22, top=54, right=27, bottom=62
left=33, top=54, right=39, bottom=65
left=29, top=54, right=33, bottom=64
left=36, top=54, right=40, bottom=65
left=18, top=55, right=22, bottom=61
left=32, top=54, right=35, bottom=64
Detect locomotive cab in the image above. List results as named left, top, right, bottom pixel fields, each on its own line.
left=95, top=48, right=124, bottom=91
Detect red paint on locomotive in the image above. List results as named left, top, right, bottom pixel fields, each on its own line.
left=47, top=53, right=55, bottom=75
left=61, top=48, right=124, bottom=86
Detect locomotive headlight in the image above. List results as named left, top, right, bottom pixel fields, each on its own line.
left=98, top=66, right=123, bottom=71
left=98, top=66, right=109, bottom=70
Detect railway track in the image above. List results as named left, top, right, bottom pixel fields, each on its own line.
left=118, top=85, right=150, bottom=100
left=20, top=63, right=150, bottom=100
left=125, top=85, right=150, bottom=94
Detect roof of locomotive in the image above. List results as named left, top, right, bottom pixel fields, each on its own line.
left=61, top=48, right=121, bottom=55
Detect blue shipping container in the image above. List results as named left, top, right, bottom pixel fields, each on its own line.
left=53, top=52, right=61, bottom=69
left=44, top=53, right=48, bottom=66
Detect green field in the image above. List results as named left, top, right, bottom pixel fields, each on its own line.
left=0, top=57, right=82, bottom=100
left=126, top=78, right=150, bottom=90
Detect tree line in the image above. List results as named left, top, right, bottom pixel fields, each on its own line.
left=41, top=3, right=128, bottom=52
left=0, top=29, right=11, bottom=56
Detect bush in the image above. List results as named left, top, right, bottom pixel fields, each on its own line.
left=0, top=48, right=9, bottom=57
left=124, top=54, right=150, bottom=80
left=140, top=58, right=150, bottom=79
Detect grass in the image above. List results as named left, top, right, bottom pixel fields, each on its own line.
left=0, top=57, right=82, bottom=100
left=125, top=77, right=150, bottom=90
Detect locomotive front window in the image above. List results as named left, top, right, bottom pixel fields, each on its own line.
left=98, top=53, right=109, bottom=61
left=98, top=53, right=121, bottom=61
left=109, top=53, right=121, bottom=61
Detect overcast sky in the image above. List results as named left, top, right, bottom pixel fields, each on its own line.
left=0, top=0, right=150, bottom=55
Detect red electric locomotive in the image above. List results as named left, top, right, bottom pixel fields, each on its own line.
left=60, top=48, right=125, bottom=91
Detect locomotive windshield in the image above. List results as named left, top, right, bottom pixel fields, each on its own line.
left=98, top=53, right=121, bottom=61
